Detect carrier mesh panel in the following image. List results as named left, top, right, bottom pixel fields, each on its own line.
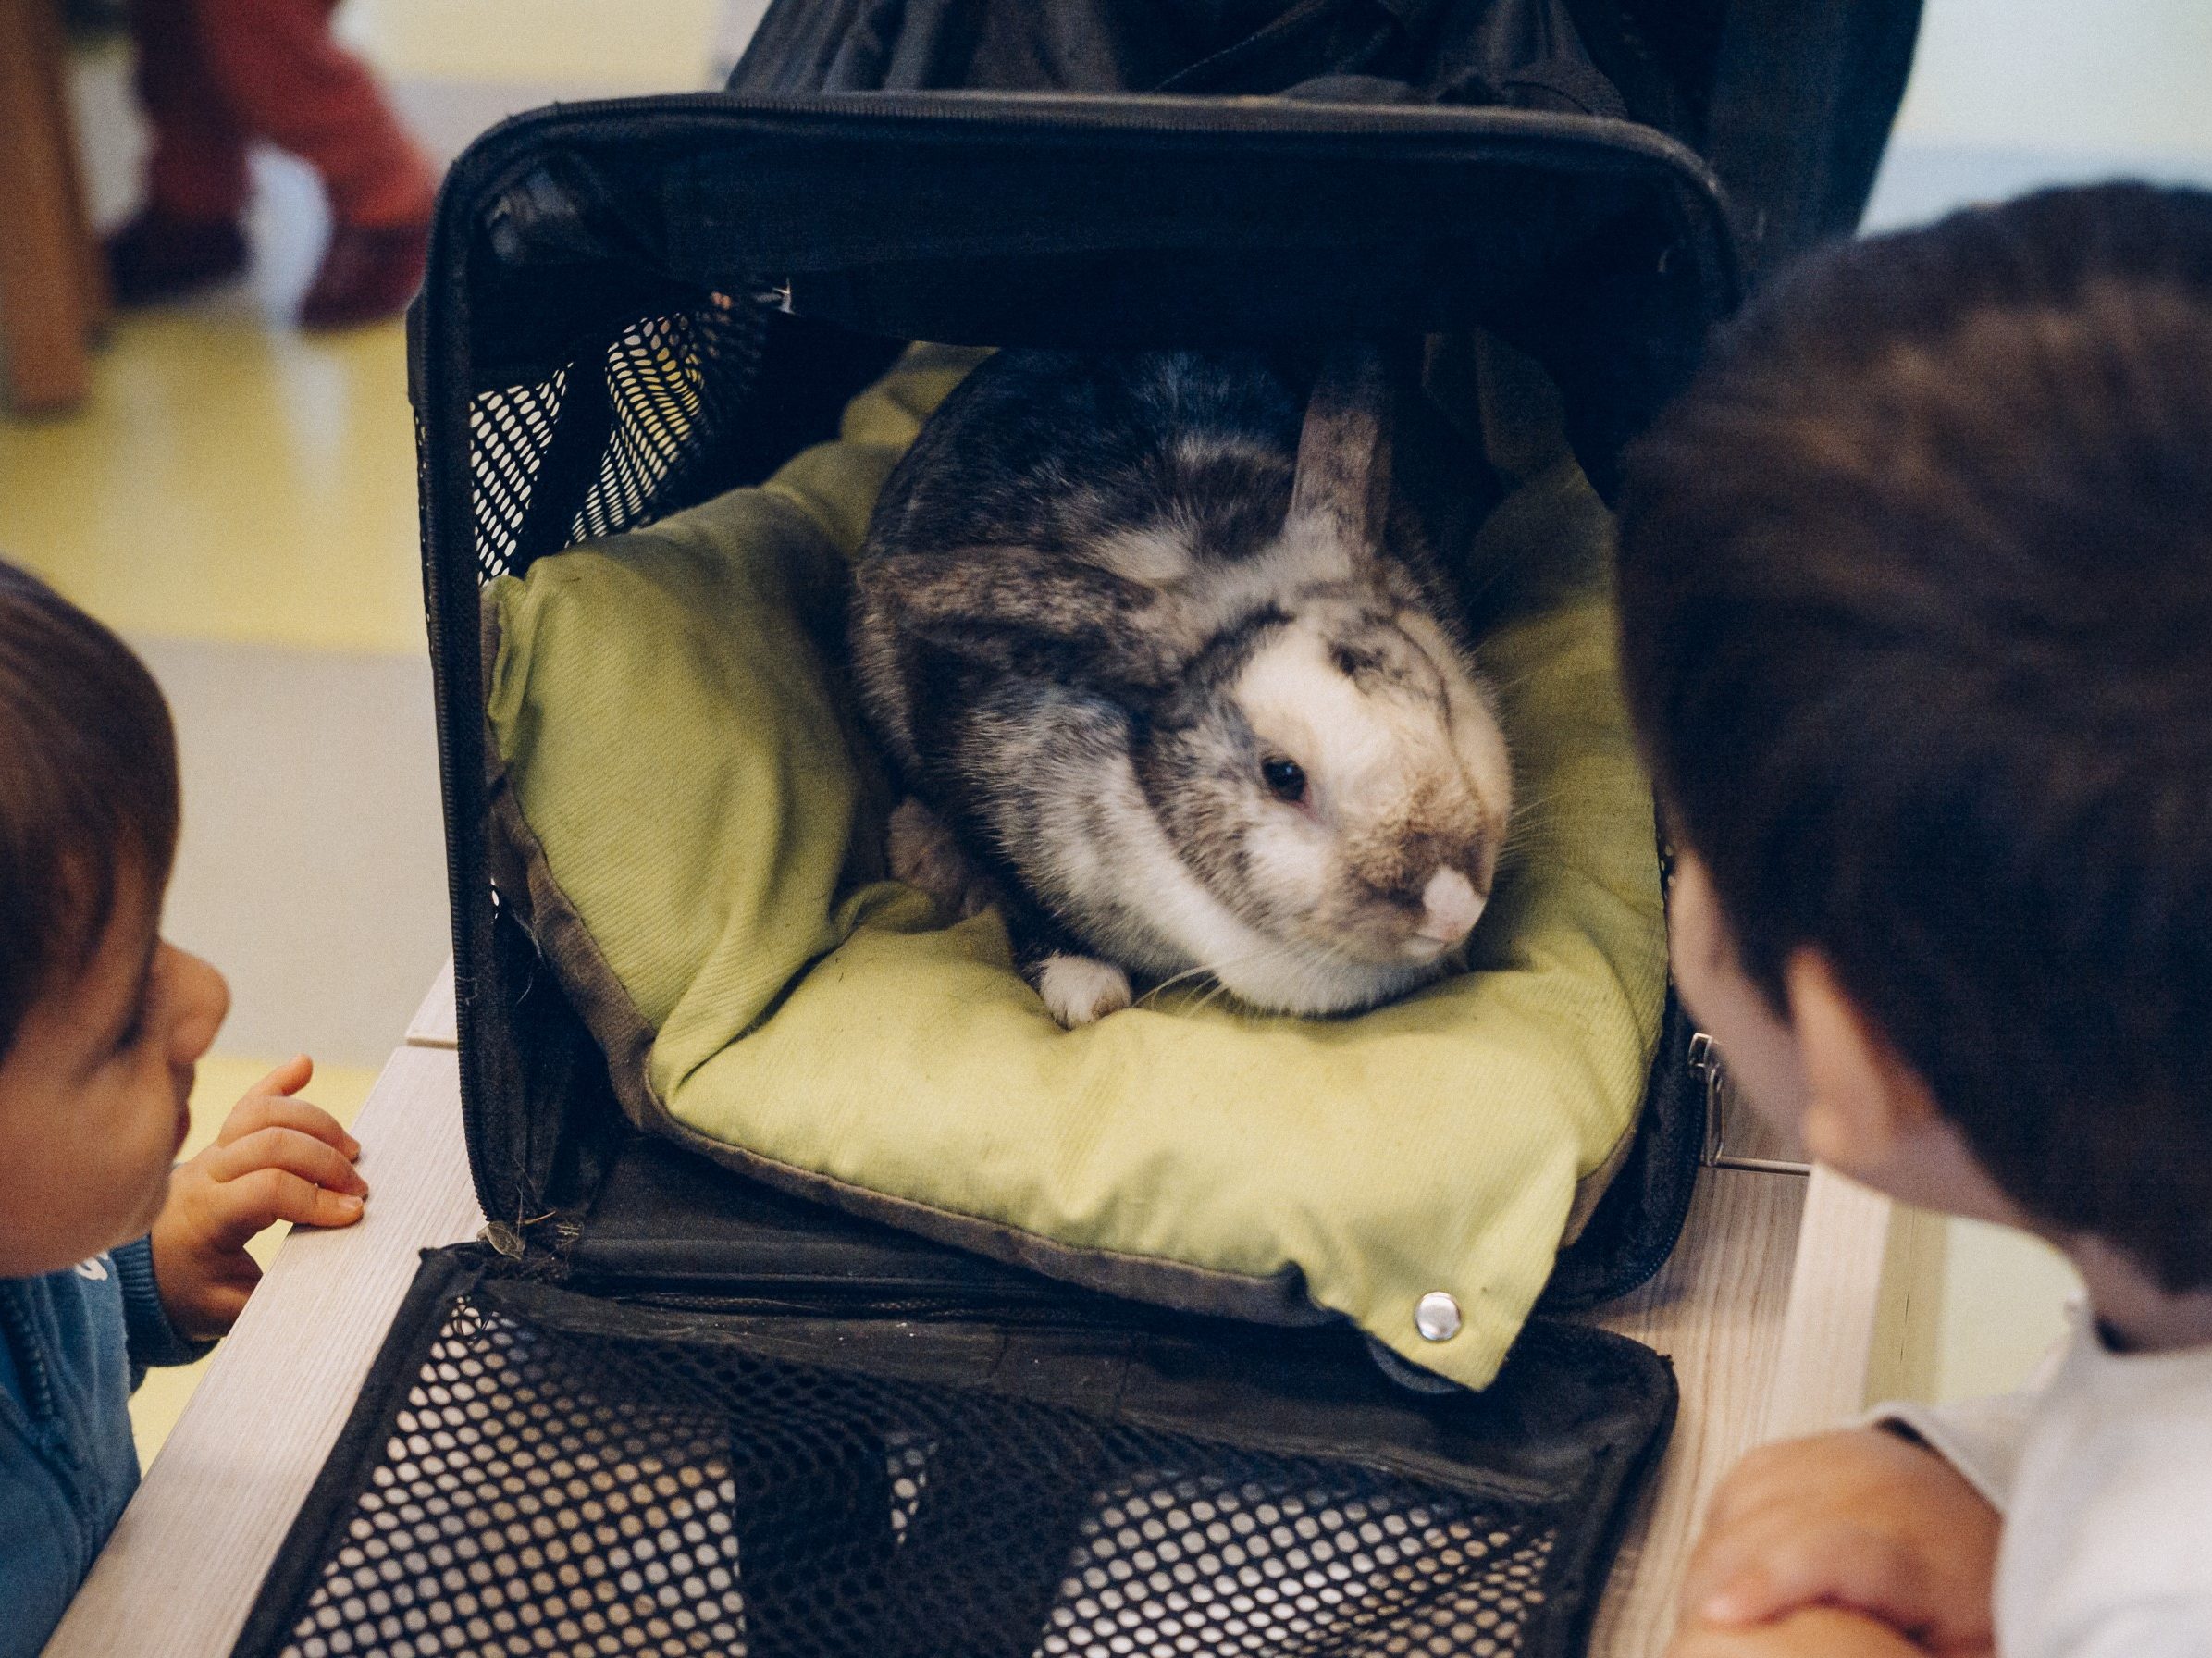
left=466, top=300, right=766, bottom=582
left=263, top=1281, right=1592, bottom=1658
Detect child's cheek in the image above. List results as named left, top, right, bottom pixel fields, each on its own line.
left=117, top=1072, right=186, bottom=1233
left=130, top=1161, right=176, bottom=1240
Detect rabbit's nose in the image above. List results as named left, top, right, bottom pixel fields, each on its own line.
left=1415, top=867, right=1485, bottom=944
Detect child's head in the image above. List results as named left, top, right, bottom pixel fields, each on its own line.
left=1618, top=183, right=2212, bottom=1293
left=0, top=563, right=229, bottom=1277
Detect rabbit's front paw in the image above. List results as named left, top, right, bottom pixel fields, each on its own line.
left=1035, top=954, right=1132, bottom=1027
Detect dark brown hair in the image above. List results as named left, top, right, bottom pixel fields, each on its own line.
left=0, top=560, right=180, bottom=1058
left=1618, top=182, right=2212, bottom=1292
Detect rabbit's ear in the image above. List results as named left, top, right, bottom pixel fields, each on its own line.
left=1286, top=343, right=1393, bottom=552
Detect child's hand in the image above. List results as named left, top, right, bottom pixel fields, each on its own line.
left=1672, top=1607, right=1932, bottom=1658
left=1682, top=1429, right=1999, bottom=1657
left=150, top=1056, right=368, bottom=1342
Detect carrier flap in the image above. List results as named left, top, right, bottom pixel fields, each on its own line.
left=726, top=0, right=1924, bottom=272
left=232, top=1244, right=1677, bottom=1658
left=733, top=0, right=1649, bottom=128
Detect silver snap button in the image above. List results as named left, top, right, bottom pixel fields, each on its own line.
left=1414, top=1292, right=1462, bottom=1342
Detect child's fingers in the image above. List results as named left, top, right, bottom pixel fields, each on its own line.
left=1672, top=1610, right=1924, bottom=1658
left=1671, top=1625, right=1770, bottom=1658
left=1690, top=1485, right=1786, bottom=1578
left=245, top=1054, right=315, bottom=1102
left=1687, top=1504, right=1837, bottom=1621
left=1683, top=1490, right=1802, bottom=1611
left=204, top=1168, right=366, bottom=1250
left=1698, top=1531, right=1921, bottom=1629
left=204, top=1125, right=369, bottom=1198
left=1695, top=1555, right=1822, bottom=1628
left=216, top=1095, right=361, bottom=1159
left=1699, top=1443, right=1813, bottom=1531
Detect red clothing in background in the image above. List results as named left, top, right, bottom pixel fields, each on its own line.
left=130, top=0, right=436, bottom=229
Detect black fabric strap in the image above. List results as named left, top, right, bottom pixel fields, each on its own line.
left=1704, top=0, right=1924, bottom=276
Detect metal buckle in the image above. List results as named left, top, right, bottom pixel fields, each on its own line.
left=1689, top=1033, right=1727, bottom=1166
left=1689, top=1031, right=1811, bottom=1174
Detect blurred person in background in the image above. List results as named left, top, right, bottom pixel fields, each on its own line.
left=103, top=0, right=438, bottom=329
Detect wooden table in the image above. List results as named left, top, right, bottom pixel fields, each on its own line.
left=45, top=962, right=1937, bottom=1657
left=0, top=0, right=105, bottom=414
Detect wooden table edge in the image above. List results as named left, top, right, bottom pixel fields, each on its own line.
left=43, top=1042, right=485, bottom=1658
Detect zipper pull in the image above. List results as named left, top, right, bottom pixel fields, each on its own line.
left=1687, top=1032, right=1730, bottom=1165
left=478, top=1221, right=525, bottom=1259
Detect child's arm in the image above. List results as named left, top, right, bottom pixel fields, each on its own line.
left=148, top=1056, right=368, bottom=1342
left=1672, top=1607, right=1933, bottom=1658
left=112, top=1233, right=215, bottom=1377
left=1681, top=1429, right=2000, bottom=1657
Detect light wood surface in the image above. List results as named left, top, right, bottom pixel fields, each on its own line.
left=50, top=963, right=1926, bottom=1656
left=43, top=1045, right=485, bottom=1658
left=1762, top=1169, right=1903, bottom=1443
left=1583, top=1167, right=1808, bottom=1653
left=1583, top=1165, right=1919, bottom=1652
left=0, top=0, right=99, bottom=414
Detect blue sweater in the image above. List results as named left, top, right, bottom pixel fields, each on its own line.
left=0, top=1239, right=209, bottom=1658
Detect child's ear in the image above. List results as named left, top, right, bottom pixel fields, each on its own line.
left=1782, top=949, right=1940, bottom=1172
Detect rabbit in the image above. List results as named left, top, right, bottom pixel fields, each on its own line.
left=849, top=343, right=1513, bottom=1027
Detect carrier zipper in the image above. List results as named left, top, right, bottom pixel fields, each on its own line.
left=478, top=1220, right=527, bottom=1259
left=618, top=1286, right=1138, bottom=1327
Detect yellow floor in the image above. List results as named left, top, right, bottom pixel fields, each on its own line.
left=129, top=1058, right=382, bottom=1466
left=0, top=312, right=422, bottom=655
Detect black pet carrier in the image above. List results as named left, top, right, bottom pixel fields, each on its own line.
left=231, top=4, right=1922, bottom=1653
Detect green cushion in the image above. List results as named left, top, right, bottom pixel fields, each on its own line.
left=485, top=342, right=1665, bottom=1388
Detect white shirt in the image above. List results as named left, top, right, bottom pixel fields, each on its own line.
left=1878, top=1304, right=2212, bottom=1658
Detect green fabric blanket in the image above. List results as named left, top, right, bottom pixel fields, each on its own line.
left=484, top=341, right=1664, bottom=1388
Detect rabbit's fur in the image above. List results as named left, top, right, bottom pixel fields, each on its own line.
left=851, top=345, right=1512, bottom=1025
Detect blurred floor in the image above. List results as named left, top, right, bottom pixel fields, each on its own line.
left=2, top=0, right=2206, bottom=1462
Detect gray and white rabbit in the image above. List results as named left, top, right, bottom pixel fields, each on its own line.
left=850, top=344, right=1512, bottom=1026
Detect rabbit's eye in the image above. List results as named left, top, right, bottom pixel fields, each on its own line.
left=1261, top=757, right=1307, bottom=804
